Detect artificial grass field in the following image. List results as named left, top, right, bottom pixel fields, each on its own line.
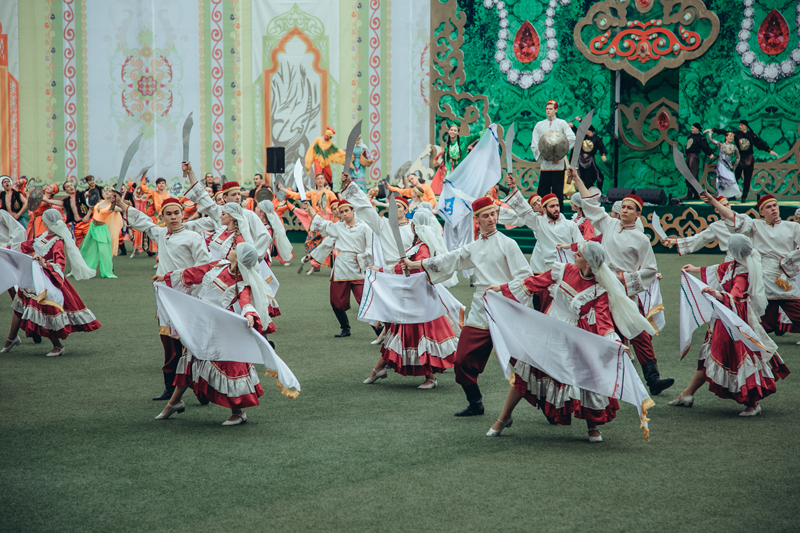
left=1, top=244, right=799, bottom=532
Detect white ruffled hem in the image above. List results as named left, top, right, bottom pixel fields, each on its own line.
left=12, top=296, right=98, bottom=330
left=183, top=356, right=262, bottom=399
left=697, top=342, right=777, bottom=394
left=381, top=331, right=458, bottom=366
left=513, top=360, right=610, bottom=410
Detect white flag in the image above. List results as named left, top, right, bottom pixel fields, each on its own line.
left=679, top=271, right=766, bottom=359
left=358, top=270, right=446, bottom=324
left=678, top=271, right=714, bottom=359
left=438, top=125, right=501, bottom=226
left=639, top=277, right=665, bottom=333
left=0, top=248, right=34, bottom=294
left=0, top=248, right=63, bottom=307
left=555, top=248, right=575, bottom=265
left=484, top=291, right=654, bottom=441
left=259, top=259, right=280, bottom=297
left=154, top=283, right=300, bottom=398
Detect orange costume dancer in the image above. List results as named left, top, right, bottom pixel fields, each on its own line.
left=279, top=176, right=336, bottom=272
left=305, top=126, right=346, bottom=185
left=27, top=184, right=61, bottom=240
left=387, top=174, right=438, bottom=209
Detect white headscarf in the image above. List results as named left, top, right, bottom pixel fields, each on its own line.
left=0, top=175, right=11, bottom=188
left=235, top=242, right=274, bottom=322
left=582, top=241, right=655, bottom=339
left=412, top=208, right=457, bottom=287
left=259, top=199, right=293, bottom=260
left=223, top=203, right=252, bottom=245
left=728, top=234, right=767, bottom=318
left=570, top=192, right=583, bottom=209
left=416, top=201, right=443, bottom=233
left=41, top=209, right=96, bottom=280
left=411, top=209, right=447, bottom=257
left=612, top=201, right=622, bottom=215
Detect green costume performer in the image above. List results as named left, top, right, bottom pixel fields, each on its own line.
left=432, top=121, right=485, bottom=194
left=80, top=201, right=118, bottom=279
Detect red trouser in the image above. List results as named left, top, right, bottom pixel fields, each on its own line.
left=617, top=299, right=657, bottom=365
left=330, top=280, right=364, bottom=312
left=453, top=326, right=494, bottom=387
left=761, top=300, right=800, bottom=332
left=622, top=330, right=657, bottom=365
left=160, top=335, right=184, bottom=384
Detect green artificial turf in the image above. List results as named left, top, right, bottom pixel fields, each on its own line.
left=1, top=246, right=798, bottom=532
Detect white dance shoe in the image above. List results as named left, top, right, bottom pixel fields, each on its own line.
left=46, top=347, right=65, bottom=357
left=588, top=429, right=603, bottom=443
left=363, top=368, right=388, bottom=384
left=417, top=378, right=438, bottom=390
left=155, top=401, right=185, bottom=420
left=1, top=336, right=21, bottom=353
left=739, top=404, right=761, bottom=417
left=667, top=394, right=694, bottom=407
left=486, top=418, right=513, bottom=437
left=222, top=412, right=247, bottom=426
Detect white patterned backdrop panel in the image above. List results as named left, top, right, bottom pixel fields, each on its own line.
left=84, top=0, right=200, bottom=192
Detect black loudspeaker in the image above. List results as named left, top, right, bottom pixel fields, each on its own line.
left=637, top=188, right=668, bottom=205
left=606, top=188, right=636, bottom=202
left=266, top=147, right=285, bottom=174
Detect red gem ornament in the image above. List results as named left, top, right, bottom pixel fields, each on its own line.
left=513, top=21, right=539, bottom=64
left=656, top=111, right=669, bottom=130
left=637, top=0, right=651, bottom=6
left=758, top=9, right=789, bottom=56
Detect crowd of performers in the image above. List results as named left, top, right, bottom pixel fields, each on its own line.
left=1, top=109, right=798, bottom=439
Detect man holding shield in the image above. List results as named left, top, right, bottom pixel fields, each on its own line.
left=531, top=100, right=575, bottom=211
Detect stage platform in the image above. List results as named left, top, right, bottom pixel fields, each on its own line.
left=284, top=201, right=799, bottom=255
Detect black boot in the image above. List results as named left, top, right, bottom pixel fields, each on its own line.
left=455, top=384, right=484, bottom=417
left=118, top=242, right=127, bottom=256
left=641, top=361, right=674, bottom=396
left=333, top=310, right=351, bottom=338
left=152, top=387, right=174, bottom=401
left=153, top=374, right=176, bottom=400
left=31, top=333, right=42, bottom=344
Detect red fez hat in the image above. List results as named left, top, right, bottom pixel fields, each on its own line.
left=472, top=196, right=496, bottom=215
left=622, top=194, right=643, bottom=210
left=337, top=199, right=353, bottom=209
left=541, top=193, right=558, bottom=207
left=325, top=126, right=336, bottom=134
left=546, top=100, right=558, bottom=110
left=527, top=194, right=541, bottom=206
left=394, top=196, right=409, bottom=209
left=160, top=197, right=184, bottom=212
left=221, top=181, right=241, bottom=193
left=715, top=195, right=726, bottom=202
left=757, top=194, right=777, bottom=210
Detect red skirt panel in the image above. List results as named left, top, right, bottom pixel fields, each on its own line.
left=175, top=353, right=264, bottom=409
left=12, top=280, right=100, bottom=340
left=380, top=315, right=457, bottom=376
left=697, top=334, right=790, bottom=406
left=510, top=358, right=618, bottom=426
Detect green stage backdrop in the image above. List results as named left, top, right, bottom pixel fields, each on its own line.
left=432, top=0, right=800, bottom=199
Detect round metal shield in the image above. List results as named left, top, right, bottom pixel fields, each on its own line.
left=255, top=188, right=274, bottom=203
left=538, top=131, right=569, bottom=162
left=27, top=186, right=44, bottom=213
left=86, top=188, right=101, bottom=207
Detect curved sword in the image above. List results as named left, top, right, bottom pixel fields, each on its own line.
left=570, top=109, right=594, bottom=170
left=114, top=133, right=144, bottom=196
